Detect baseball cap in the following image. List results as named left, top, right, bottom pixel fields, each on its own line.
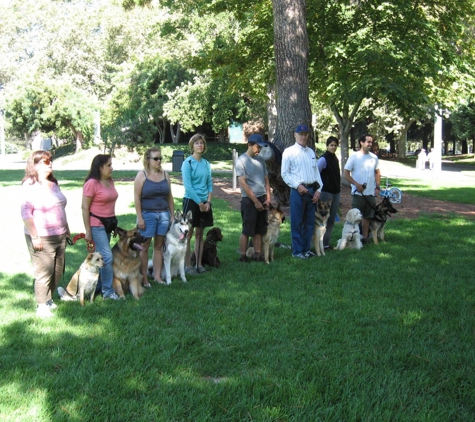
left=295, top=124, right=309, bottom=133
left=248, top=134, right=268, bottom=147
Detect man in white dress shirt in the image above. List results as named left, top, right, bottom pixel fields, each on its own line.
left=281, top=124, right=323, bottom=259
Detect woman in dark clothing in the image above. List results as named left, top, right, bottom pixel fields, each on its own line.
left=317, top=136, right=341, bottom=250
left=134, top=148, right=174, bottom=285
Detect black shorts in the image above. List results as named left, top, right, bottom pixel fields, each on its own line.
left=182, top=198, right=214, bottom=228
left=351, top=194, right=376, bottom=219
left=241, top=196, right=268, bottom=236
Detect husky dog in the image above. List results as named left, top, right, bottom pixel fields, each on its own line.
left=312, top=198, right=332, bottom=256
left=112, top=227, right=148, bottom=299
left=370, top=198, right=398, bottom=244
left=336, top=208, right=363, bottom=250
left=161, top=210, right=192, bottom=285
left=57, top=252, right=104, bottom=305
left=191, top=227, right=223, bottom=268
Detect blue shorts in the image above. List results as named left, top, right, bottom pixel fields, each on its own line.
left=139, top=210, right=171, bottom=238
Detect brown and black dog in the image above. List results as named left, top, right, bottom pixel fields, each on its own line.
left=370, top=197, right=398, bottom=244
left=192, top=227, right=224, bottom=268
left=112, top=227, right=148, bottom=299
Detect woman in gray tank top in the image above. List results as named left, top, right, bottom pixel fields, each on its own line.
left=134, top=148, right=174, bottom=285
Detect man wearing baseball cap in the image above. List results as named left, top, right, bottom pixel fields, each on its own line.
left=281, top=124, right=323, bottom=259
left=236, top=134, right=272, bottom=262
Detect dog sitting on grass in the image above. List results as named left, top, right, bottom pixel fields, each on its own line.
left=335, top=208, right=363, bottom=250
left=191, top=227, right=223, bottom=268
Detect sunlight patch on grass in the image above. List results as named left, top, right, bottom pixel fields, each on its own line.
left=401, top=310, right=423, bottom=326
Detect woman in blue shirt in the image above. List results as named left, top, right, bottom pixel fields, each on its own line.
left=181, top=134, right=213, bottom=274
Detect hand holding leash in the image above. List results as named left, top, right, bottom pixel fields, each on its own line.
left=67, top=233, right=95, bottom=253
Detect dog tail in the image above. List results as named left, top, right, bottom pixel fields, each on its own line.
left=57, top=286, right=77, bottom=301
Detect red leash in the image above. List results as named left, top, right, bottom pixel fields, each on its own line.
left=67, top=233, right=95, bottom=253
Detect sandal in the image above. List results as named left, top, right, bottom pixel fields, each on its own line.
left=155, top=279, right=166, bottom=285
left=143, top=281, right=151, bottom=288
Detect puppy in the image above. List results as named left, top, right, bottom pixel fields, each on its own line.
left=246, top=204, right=286, bottom=263
left=161, top=210, right=192, bottom=285
left=191, top=227, right=223, bottom=268
left=312, top=197, right=332, bottom=256
left=370, top=197, right=398, bottom=244
left=57, top=252, right=104, bottom=306
left=336, top=208, right=363, bottom=250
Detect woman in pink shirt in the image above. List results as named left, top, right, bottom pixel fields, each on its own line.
left=82, top=154, right=120, bottom=300
left=21, top=150, right=70, bottom=318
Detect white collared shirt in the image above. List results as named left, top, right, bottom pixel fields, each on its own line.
left=281, top=142, right=323, bottom=190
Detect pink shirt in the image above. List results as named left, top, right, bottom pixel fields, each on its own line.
left=83, top=178, right=119, bottom=227
left=21, top=181, right=68, bottom=236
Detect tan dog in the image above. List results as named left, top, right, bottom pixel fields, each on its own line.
left=246, top=204, right=286, bottom=264
left=312, top=198, right=332, bottom=256
left=336, top=208, right=363, bottom=250
left=57, top=252, right=104, bottom=306
left=112, top=227, right=148, bottom=299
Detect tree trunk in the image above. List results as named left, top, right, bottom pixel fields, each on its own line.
left=267, top=84, right=277, bottom=142
left=170, top=122, right=181, bottom=144
left=331, top=98, right=363, bottom=185
left=270, top=0, right=312, bottom=205
left=218, top=128, right=226, bottom=143
left=75, top=130, right=84, bottom=153
left=397, top=120, right=414, bottom=158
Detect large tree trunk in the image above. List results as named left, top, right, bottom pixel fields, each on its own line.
left=397, top=120, right=413, bottom=158
left=267, top=84, right=277, bottom=142
left=270, top=0, right=312, bottom=205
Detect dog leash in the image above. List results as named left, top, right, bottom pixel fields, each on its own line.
left=67, top=233, right=95, bottom=253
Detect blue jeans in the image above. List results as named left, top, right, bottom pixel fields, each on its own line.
left=91, top=226, right=114, bottom=296
left=289, top=188, right=316, bottom=255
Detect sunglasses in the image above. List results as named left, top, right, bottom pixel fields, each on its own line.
left=40, top=158, right=53, bottom=165
left=149, top=156, right=162, bottom=161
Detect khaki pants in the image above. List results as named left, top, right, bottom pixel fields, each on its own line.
left=26, top=234, right=67, bottom=304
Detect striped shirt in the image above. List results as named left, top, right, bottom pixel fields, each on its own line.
left=281, top=142, right=323, bottom=190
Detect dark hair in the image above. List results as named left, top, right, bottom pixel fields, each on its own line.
left=22, top=150, right=58, bottom=185
left=358, top=133, right=373, bottom=146
left=85, top=154, right=112, bottom=182
left=326, top=136, right=339, bottom=146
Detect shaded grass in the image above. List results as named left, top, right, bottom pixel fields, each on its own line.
left=1, top=193, right=475, bottom=420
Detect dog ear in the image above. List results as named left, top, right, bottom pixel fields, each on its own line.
left=186, top=210, right=193, bottom=222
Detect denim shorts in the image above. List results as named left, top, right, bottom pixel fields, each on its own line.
left=139, top=210, right=171, bottom=237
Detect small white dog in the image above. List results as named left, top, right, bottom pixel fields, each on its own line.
left=336, top=208, right=363, bottom=250
left=58, top=252, right=104, bottom=305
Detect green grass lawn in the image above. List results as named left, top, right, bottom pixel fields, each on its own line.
left=1, top=168, right=475, bottom=421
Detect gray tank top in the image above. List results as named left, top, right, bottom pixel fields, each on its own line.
left=141, top=172, right=170, bottom=212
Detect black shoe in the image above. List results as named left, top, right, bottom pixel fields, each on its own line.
left=239, top=256, right=248, bottom=263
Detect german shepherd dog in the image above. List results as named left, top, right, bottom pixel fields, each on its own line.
left=312, top=198, right=332, bottom=256
left=112, top=227, right=148, bottom=299
left=191, top=227, right=223, bottom=268
left=370, top=197, right=398, bottom=245
left=57, top=252, right=104, bottom=305
left=162, top=210, right=192, bottom=285
left=246, top=204, right=286, bottom=263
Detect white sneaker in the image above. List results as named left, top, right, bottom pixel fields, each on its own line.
left=36, top=304, right=54, bottom=318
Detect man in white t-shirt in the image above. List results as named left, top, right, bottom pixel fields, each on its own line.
left=343, top=134, right=381, bottom=244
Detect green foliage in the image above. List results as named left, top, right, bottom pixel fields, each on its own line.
left=5, top=78, right=95, bottom=142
